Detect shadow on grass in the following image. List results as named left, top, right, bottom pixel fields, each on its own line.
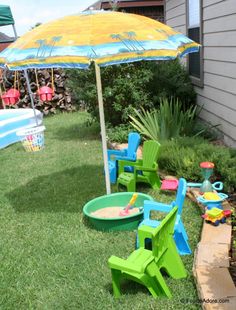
left=53, top=123, right=100, bottom=141
left=7, top=165, right=105, bottom=213
left=105, top=279, right=152, bottom=296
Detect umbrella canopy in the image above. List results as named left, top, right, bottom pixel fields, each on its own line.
left=0, top=10, right=199, bottom=194
left=0, top=10, right=199, bottom=69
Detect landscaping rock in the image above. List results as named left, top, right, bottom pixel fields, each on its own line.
left=195, top=267, right=236, bottom=310
left=200, top=223, right=231, bottom=247
left=195, top=243, right=230, bottom=268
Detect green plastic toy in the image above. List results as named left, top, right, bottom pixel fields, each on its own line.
left=117, top=140, right=161, bottom=192
left=108, top=207, right=187, bottom=298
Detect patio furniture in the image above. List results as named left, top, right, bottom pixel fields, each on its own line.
left=107, top=132, right=140, bottom=184
left=108, top=207, right=187, bottom=298
left=137, top=178, right=191, bottom=255
left=117, top=140, right=161, bottom=191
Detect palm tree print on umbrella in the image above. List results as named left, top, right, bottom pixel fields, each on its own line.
left=111, top=32, right=145, bottom=53
left=36, top=36, right=62, bottom=58
left=124, top=32, right=145, bottom=51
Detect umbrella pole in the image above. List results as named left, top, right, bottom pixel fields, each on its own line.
left=23, top=69, right=39, bottom=126
left=95, top=63, right=111, bottom=195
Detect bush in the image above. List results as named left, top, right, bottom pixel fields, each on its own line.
left=66, top=59, right=196, bottom=126
left=106, top=123, right=134, bottom=143
left=159, top=137, right=236, bottom=193
left=66, top=62, right=153, bottom=126
left=149, top=59, right=196, bottom=110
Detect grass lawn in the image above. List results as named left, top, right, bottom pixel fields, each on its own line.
left=0, top=111, right=202, bottom=309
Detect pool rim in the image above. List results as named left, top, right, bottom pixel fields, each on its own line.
left=83, top=191, right=154, bottom=221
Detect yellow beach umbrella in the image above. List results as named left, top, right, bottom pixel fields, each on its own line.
left=0, top=10, right=199, bottom=194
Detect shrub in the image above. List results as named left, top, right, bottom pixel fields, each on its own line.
left=106, top=123, right=134, bottom=143
left=149, top=59, right=196, bottom=110
left=129, top=97, right=201, bottom=142
left=159, top=137, right=236, bottom=193
left=66, top=59, right=197, bottom=126
left=66, top=62, right=153, bottom=126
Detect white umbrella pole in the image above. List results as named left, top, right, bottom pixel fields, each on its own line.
left=95, top=63, right=111, bottom=195
left=23, top=69, right=39, bottom=126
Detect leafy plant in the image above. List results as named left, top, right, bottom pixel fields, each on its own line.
left=106, top=123, right=134, bottom=143
left=159, top=137, right=236, bottom=193
left=149, top=59, right=196, bottom=110
left=66, top=62, right=154, bottom=126
left=129, top=108, right=160, bottom=141
left=129, top=97, right=201, bottom=142
left=66, top=59, right=197, bottom=126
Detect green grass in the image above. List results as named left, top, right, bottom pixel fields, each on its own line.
left=0, top=112, right=202, bottom=309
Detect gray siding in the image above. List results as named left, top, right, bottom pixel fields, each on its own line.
left=165, top=0, right=186, bottom=33
left=165, top=0, right=236, bottom=147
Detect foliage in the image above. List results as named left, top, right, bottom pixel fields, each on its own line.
left=192, top=120, right=222, bottom=141
left=66, top=59, right=197, bottom=126
left=109, top=0, right=119, bottom=10
left=66, top=62, right=153, bottom=126
left=129, top=107, right=160, bottom=141
left=106, top=123, right=134, bottom=143
left=129, top=97, right=201, bottom=142
left=159, top=137, right=236, bottom=193
left=149, top=59, right=196, bottom=110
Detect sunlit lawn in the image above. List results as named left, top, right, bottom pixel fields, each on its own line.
left=0, top=111, right=202, bottom=309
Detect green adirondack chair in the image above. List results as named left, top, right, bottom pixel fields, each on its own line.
left=108, top=207, right=187, bottom=298
left=117, top=140, right=161, bottom=192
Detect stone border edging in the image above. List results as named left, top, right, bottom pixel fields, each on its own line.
left=189, top=189, right=236, bottom=310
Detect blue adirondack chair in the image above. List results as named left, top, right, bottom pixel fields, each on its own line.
left=136, top=178, right=191, bottom=255
left=107, top=132, right=141, bottom=184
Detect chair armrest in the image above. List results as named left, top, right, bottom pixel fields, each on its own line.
left=138, top=225, right=154, bottom=248
left=115, top=155, right=136, bottom=161
left=118, top=159, right=143, bottom=174
left=107, top=149, right=127, bottom=160
left=134, top=163, right=157, bottom=173
left=108, top=255, right=143, bottom=273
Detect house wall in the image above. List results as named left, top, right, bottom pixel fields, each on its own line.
left=101, top=1, right=164, bottom=22
left=165, top=0, right=236, bottom=147
left=165, top=0, right=186, bottom=34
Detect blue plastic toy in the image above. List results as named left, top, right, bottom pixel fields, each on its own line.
left=197, top=192, right=228, bottom=210
left=136, top=178, right=191, bottom=255
left=107, top=132, right=140, bottom=184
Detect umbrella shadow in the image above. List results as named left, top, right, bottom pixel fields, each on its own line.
left=7, top=165, right=105, bottom=213
left=53, top=122, right=100, bottom=141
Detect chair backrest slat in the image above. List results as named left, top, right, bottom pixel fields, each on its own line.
left=174, top=178, right=187, bottom=216
left=151, top=207, right=178, bottom=259
left=127, top=132, right=141, bottom=159
left=142, top=140, right=160, bottom=168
